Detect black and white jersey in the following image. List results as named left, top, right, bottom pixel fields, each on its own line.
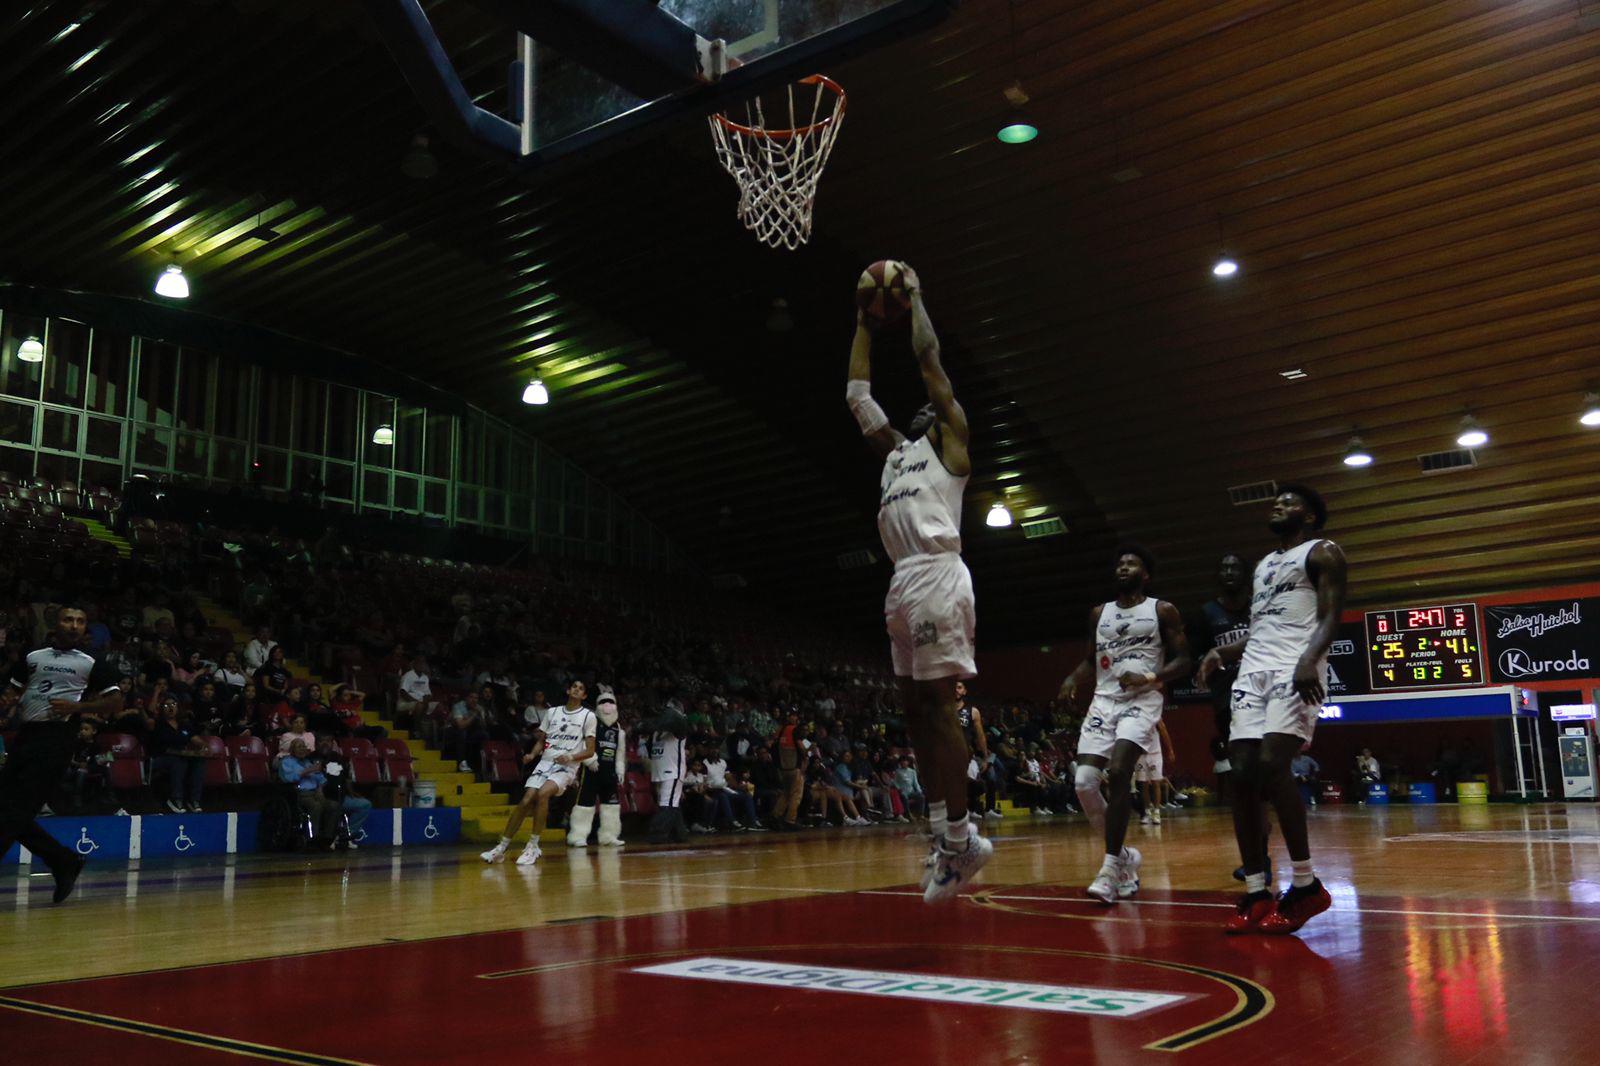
left=594, top=722, right=625, bottom=776
left=11, top=646, right=120, bottom=724
left=649, top=730, right=687, bottom=783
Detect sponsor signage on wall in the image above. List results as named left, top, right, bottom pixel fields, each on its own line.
left=1483, top=598, right=1600, bottom=683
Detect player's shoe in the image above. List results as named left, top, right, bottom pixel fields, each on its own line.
left=1259, top=879, right=1332, bottom=935
left=923, top=833, right=994, bottom=903
left=1223, top=891, right=1276, bottom=934
left=515, top=842, right=542, bottom=866
left=1151, top=809, right=1161, bottom=825
left=983, top=809, right=1003, bottom=822
left=1139, top=811, right=1152, bottom=825
left=1086, top=869, right=1118, bottom=905
left=480, top=841, right=508, bottom=864
left=1116, top=846, right=1142, bottom=899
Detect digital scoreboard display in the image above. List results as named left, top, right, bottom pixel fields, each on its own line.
left=1365, top=603, right=1484, bottom=691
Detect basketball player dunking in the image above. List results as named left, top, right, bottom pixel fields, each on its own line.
left=1199, top=485, right=1347, bottom=934
left=846, top=264, right=992, bottom=902
left=1058, top=547, right=1191, bottom=903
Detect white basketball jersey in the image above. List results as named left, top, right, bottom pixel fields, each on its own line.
left=539, top=705, right=596, bottom=762
left=878, top=433, right=966, bottom=564
left=1239, top=538, right=1328, bottom=676
left=1094, top=597, right=1164, bottom=698
left=649, top=731, right=687, bottom=782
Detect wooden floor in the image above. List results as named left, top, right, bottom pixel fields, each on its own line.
left=3, top=803, right=1599, bottom=1063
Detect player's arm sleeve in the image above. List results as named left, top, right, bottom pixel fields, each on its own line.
left=87, top=659, right=122, bottom=695
left=583, top=712, right=597, bottom=738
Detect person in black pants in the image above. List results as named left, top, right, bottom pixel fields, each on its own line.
left=0, top=604, right=124, bottom=904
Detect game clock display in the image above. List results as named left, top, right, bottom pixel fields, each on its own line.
left=1364, top=603, right=1484, bottom=691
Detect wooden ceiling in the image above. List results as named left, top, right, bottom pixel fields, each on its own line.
left=3, top=0, right=1598, bottom=644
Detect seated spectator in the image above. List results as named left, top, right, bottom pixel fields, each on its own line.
left=329, top=683, right=385, bottom=740
left=808, top=753, right=866, bottom=826
left=396, top=655, right=440, bottom=736
left=749, top=746, right=783, bottom=820
left=255, top=644, right=291, bottom=700
left=279, top=739, right=343, bottom=847
left=278, top=713, right=316, bottom=760
left=299, top=683, right=336, bottom=734
left=682, top=758, right=719, bottom=832
left=1012, top=746, right=1052, bottom=814
left=212, top=650, right=250, bottom=696
left=313, top=735, right=370, bottom=847
left=445, top=692, right=490, bottom=773
left=835, top=750, right=878, bottom=820
left=703, top=748, right=760, bottom=830
left=170, top=649, right=208, bottom=692
left=149, top=698, right=213, bottom=813
left=256, top=690, right=294, bottom=741
left=190, top=679, right=225, bottom=732
left=242, top=625, right=277, bottom=673
left=65, top=720, right=113, bottom=814
left=893, top=755, right=925, bottom=817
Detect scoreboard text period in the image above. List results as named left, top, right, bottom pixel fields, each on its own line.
left=1364, top=603, right=1484, bottom=691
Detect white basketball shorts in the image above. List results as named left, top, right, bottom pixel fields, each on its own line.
left=1134, top=751, right=1164, bottom=783
left=1076, top=692, right=1164, bottom=761
left=1229, top=668, right=1321, bottom=744
left=884, top=552, right=976, bottom=682
left=525, top=759, right=579, bottom=795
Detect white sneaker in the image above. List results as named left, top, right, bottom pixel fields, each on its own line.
left=113, top=808, right=130, bottom=817
left=1087, top=868, right=1119, bottom=904
left=40, top=804, right=55, bottom=816
left=1151, top=809, right=1162, bottom=825
left=166, top=799, right=184, bottom=814
left=516, top=843, right=541, bottom=866
left=923, top=833, right=994, bottom=903
left=918, top=841, right=941, bottom=891
left=984, top=809, right=1003, bottom=821
left=1117, top=845, right=1142, bottom=899
left=457, top=761, right=472, bottom=773
left=187, top=803, right=203, bottom=813
left=481, top=842, right=508, bottom=864
left=1139, top=811, right=1152, bottom=825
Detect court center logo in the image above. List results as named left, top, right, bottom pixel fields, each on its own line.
left=1498, top=648, right=1591, bottom=678
left=636, top=958, right=1186, bottom=1017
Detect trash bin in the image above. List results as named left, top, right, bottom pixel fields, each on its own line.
left=1458, top=781, right=1488, bottom=805
left=411, top=780, right=437, bottom=808
left=1407, top=782, right=1437, bottom=804
left=1365, top=782, right=1389, bottom=805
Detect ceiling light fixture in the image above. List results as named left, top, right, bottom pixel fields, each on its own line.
left=154, top=264, right=189, bottom=299
left=17, top=337, right=44, bottom=363
left=985, top=502, right=1013, bottom=528
left=1580, top=392, right=1600, bottom=428
left=371, top=424, right=394, bottom=446
left=996, top=9, right=1037, bottom=144
left=1342, top=436, right=1373, bottom=467
left=522, top=379, right=549, bottom=405
left=1212, top=257, right=1239, bottom=278
left=1455, top=414, right=1488, bottom=449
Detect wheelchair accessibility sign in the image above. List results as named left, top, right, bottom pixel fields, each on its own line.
left=75, top=826, right=100, bottom=855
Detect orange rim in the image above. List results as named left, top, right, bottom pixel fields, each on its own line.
left=711, top=74, right=846, bottom=141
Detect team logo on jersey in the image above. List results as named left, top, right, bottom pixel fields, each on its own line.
left=1116, top=623, right=1131, bottom=636
left=912, top=621, right=938, bottom=647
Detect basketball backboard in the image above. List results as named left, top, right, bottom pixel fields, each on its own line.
left=517, top=0, right=954, bottom=157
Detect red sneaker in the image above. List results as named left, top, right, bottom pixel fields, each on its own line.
left=1223, top=891, right=1276, bottom=935
left=1259, top=879, right=1332, bottom=935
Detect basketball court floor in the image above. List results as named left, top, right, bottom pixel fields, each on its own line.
left=4, top=804, right=1597, bottom=1063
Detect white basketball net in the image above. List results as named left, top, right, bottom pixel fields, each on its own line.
left=709, top=75, right=846, bottom=250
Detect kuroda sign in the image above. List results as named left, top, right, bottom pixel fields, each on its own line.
left=636, top=958, right=1186, bottom=1017
left=1484, top=599, right=1600, bottom=683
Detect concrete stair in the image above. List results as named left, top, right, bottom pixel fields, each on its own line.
left=77, top=517, right=132, bottom=557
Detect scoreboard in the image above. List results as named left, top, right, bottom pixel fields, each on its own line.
left=1365, top=603, right=1484, bottom=691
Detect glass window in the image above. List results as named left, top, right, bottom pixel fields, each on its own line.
left=538, top=498, right=561, bottom=536
left=253, top=448, right=289, bottom=490
left=134, top=340, right=178, bottom=425
left=0, top=400, right=35, bottom=445
left=175, top=433, right=209, bottom=477
left=256, top=368, right=293, bottom=447
left=87, top=330, right=132, bottom=416
left=40, top=408, right=79, bottom=452
left=82, top=459, right=121, bottom=491
left=538, top=447, right=561, bottom=500
left=508, top=440, right=534, bottom=495
left=425, top=412, right=452, bottom=478
left=327, top=385, right=358, bottom=461
left=133, top=425, right=172, bottom=469
left=324, top=462, right=354, bottom=501
left=293, top=455, right=323, bottom=494
left=483, top=489, right=506, bottom=527
left=484, top=424, right=507, bottom=488
left=213, top=439, right=247, bottom=484
left=459, top=413, right=483, bottom=484
left=1, top=312, right=46, bottom=400
left=508, top=495, right=531, bottom=532
left=393, top=406, right=423, bottom=474
left=293, top=377, right=326, bottom=453
left=213, top=358, right=249, bottom=439
left=42, top=319, right=89, bottom=407
left=393, top=476, right=419, bottom=512
left=36, top=452, right=77, bottom=486
left=175, top=349, right=214, bottom=431
left=564, top=462, right=586, bottom=508
left=363, top=469, right=390, bottom=507
left=423, top=480, right=447, bottom=515
left=455, top=484, right=479, bottom=523
left=364, top=395, right=395, bottom=469
left=84, top=417, right=122, bottom=459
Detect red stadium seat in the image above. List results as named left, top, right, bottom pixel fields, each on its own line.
left=481, top=740, right=519, bottom=784
left=336, top=738, right=382, bottom=785
left=96, top=733, right=147, bottom=789
left=621, top=770, right=656, bottom=816
left=227, top=735, right=272, bottom=786
left=376, top=738, right=415, bottom=786
left=200, top=736, right=231, bottom=787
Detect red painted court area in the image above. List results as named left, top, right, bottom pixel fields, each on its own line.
left=2, top=883, right=1592, bottom=1064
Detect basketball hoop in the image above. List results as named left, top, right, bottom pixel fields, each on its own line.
left=709, top=75, right=846, bottom=250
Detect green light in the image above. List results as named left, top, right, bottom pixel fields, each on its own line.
left=996, top=121, right=1038, bottom=144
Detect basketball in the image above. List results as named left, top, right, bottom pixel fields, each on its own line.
left=856, top=259, right=912, bottom=325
